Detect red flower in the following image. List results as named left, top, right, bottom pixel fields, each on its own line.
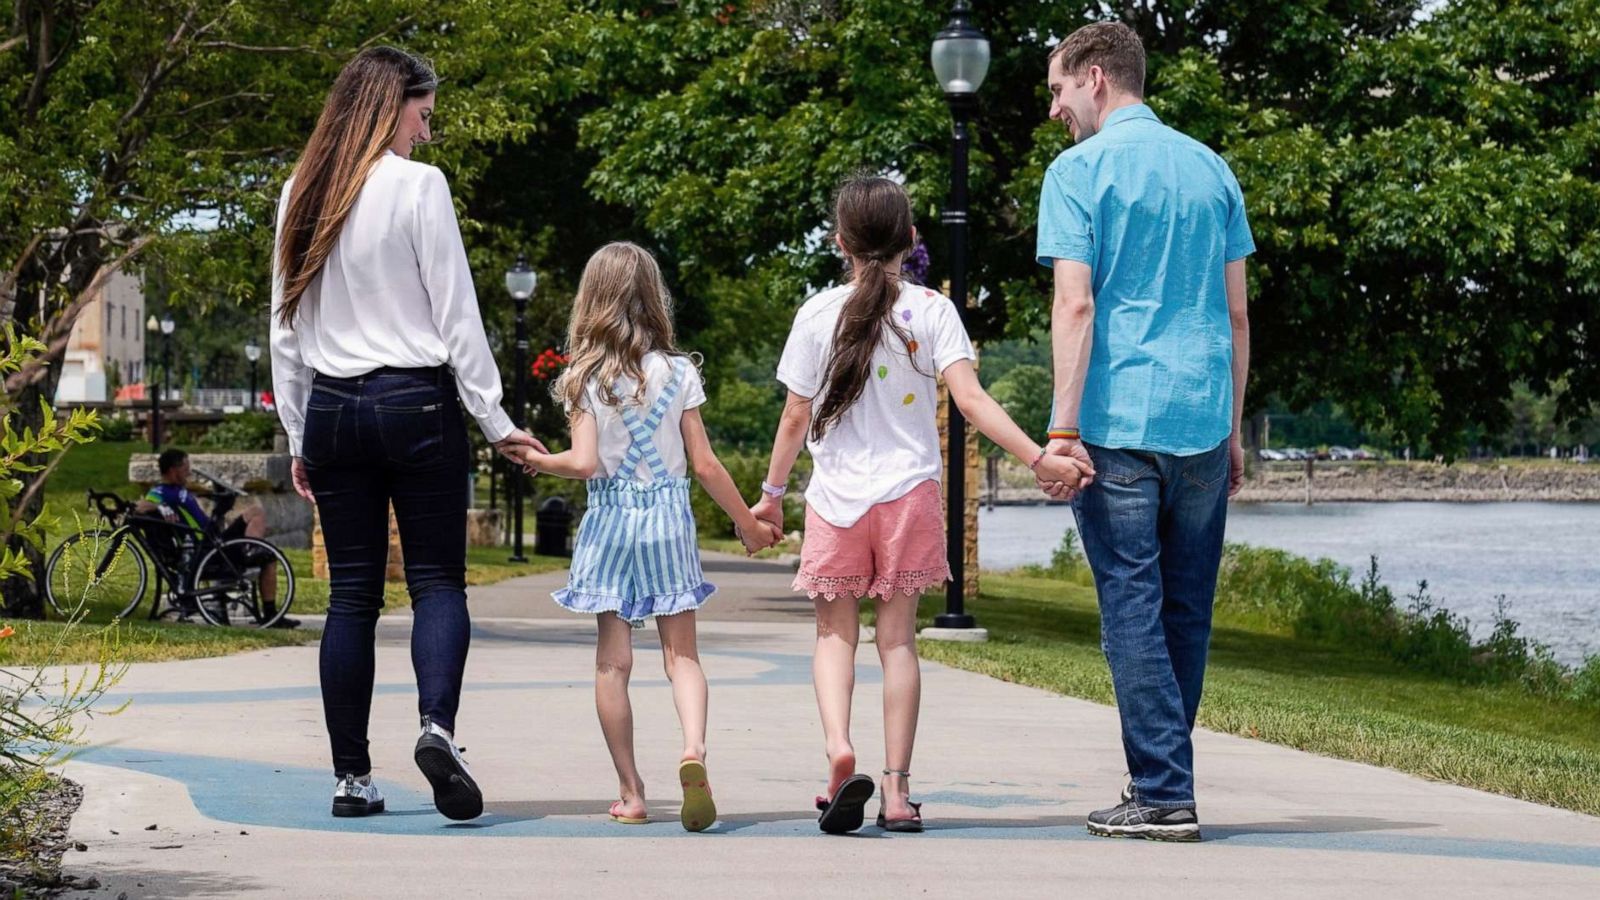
left=531, top=348, right=570, bottom=380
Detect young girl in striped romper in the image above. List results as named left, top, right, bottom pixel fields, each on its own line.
left=514, top=242, right=780, bottom=832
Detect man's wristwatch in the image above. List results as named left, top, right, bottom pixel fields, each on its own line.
left=760, top=481, right=787, bottom=499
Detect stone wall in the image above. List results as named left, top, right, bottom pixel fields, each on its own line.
left=983, top=457, right=1600, bottom=504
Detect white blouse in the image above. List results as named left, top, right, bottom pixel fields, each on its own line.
left=269, top=151, right=515, bottom=456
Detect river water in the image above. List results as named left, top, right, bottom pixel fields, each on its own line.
left=977, top=501, right=1600, bottom=665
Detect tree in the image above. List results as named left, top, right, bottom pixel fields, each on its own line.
left=1, top=0, right=584, bottom=614
left=573, top=0, right=1597, bottom=457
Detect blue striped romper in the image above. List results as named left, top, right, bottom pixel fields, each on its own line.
left=553, top=357, right=715, bottom=627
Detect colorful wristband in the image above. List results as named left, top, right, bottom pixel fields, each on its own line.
left=1047, top=428, right=1080, bottom=441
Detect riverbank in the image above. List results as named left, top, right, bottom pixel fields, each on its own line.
left=986, top=458, right=1600, bottom=503
left=900, top=567, right=1600, bottom=816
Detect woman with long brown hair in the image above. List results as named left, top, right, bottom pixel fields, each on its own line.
left=269, top=46, right=539, bottom=821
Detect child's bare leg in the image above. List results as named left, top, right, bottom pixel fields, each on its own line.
left=874, top=593, right=922, bottom=821
left=656, top=611, right=708, bottom=763
left=813, top=594, right=861, bottom=797
left=595, top=613, right=646, bottom=818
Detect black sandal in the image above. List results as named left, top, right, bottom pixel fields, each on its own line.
left=815, top=773, right=876, bottom=834
left=875, top=769, right=924, bottom=833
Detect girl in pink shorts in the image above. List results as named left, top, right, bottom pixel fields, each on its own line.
left=750, top=177, right=1088, bottom=834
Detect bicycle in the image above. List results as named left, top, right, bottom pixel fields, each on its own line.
left=43, top=478, right=297, bottom=629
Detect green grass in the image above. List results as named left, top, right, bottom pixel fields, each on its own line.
left=0, top=617, right=314, bottom=666
left=903, top=572, right=1600, bottom=816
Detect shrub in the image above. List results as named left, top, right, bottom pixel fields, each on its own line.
left=98, top=414, right=134, bottom=442
left=688, top=450, right=810, bottom=539
left=196, top=412, right=277, bottom=451
left=0, top=325, right=125, bottom=865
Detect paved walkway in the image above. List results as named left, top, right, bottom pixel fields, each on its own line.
left=60, top=554, right=1600, bottom=898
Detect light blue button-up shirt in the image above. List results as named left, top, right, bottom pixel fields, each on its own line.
left=1036, top=103, right=1254, bottom=456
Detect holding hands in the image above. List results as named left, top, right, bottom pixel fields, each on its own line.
left=1034, top=438, right=1096, bottom=502
left=738, top=489, right=786, bottom=556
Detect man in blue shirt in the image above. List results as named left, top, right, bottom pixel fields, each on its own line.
left=1035, top=21, right=1253, bottom=842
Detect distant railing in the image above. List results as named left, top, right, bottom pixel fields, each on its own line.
left=189, top=388, right=257, bottom=411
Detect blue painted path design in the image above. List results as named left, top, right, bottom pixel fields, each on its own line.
left=69, top=745, right=1600, bottom=869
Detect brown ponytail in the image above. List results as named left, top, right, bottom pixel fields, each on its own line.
left=810, top=177, right=920, bottom=442
left=275, top=47, right=437, bottom=328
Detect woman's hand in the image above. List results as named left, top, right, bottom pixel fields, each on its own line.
left=291, top=457, right=315, bottom=503
left=493, top=428, right=547, bottom=464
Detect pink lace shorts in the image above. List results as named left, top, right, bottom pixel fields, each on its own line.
left=793, top=479, right=951, bottom=601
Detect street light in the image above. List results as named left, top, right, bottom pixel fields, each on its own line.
left=146, top=315, right=161, bottom=451
left=932, top=1, right=989, bottom=635
left=160, top=314, right=176, bottom=422
left=504, top=255, right=537, bottom=563
left=244, top=338, right=261, bottom=411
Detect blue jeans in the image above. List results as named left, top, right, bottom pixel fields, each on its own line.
left=302, top=367, right=472, bottom=778
left=1072, top=440, right=1230, bottom=808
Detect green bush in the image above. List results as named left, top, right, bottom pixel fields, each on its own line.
left=1212, top=544, right=1592, bottom=703
left=196, top=412, right=277, bottom=451
left=0, top=325, right=124, bottom=866
left=98, top=414, right=134, bottom=442
left=689, top=450, right=810, bottom=539
left=1570, top=656, right=1600, bottom=706
left=1020, top=529, right=1094, bottom=587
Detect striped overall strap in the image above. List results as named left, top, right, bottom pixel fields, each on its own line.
left=617, top=357, right=689, bottom=481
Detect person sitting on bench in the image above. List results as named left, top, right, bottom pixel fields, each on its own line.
left=136, top=448, right=299, bottom=629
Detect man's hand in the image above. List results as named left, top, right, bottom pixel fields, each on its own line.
left=291, top=457, right=314, bottom=503
left=1033, top=453, right=1085, bottom=494
left=1228, top=434, right=1246, bottom=497
left=1036, top=438, right=1095, bottom=501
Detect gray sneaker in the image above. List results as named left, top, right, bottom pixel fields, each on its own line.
left=1087, top=798, right=1201, bottom=842
left=414, top=717, right=483, bottom=821
left=331, top=774, right=385, bottom=818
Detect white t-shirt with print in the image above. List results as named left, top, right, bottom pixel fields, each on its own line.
left=777, top=281, right=977, bottom=528
left=578, top=352, right=707, bottom=481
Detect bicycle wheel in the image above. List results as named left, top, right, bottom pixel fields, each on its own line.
left=190, top=537, right=296, bottom=628
left=44, top=528, right=148, bottom=621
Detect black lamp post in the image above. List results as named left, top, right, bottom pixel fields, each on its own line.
left=932, top=1, right=990, bottom=633
left=244, top=338, right=261, bottom=411
left=145, top=315, right=161, bottom=451
left=504, top=255, right=537, bottom=563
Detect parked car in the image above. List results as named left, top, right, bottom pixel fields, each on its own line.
left=1329, top=446, right=1355, bottom=460
left=1282, top=447, right=1308, bottom=460
left=1257, top=448, right=1287, bottom=461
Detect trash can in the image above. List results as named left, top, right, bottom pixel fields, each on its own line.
left=534, top=496, right=574, bottom=557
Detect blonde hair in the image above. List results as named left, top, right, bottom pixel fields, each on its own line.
left=276, top=47, right=436, bottom=327
left=553, top=242, right=683, bottom=411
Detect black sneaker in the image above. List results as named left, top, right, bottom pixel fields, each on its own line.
left=1087, top=798, right=1201, bottom=842
left=331, top=774, right=385, bottom=817
left=414, top=717, right=483, bottom=821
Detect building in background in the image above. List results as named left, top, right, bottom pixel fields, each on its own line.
left=54, top=270, right=146, bottom=404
